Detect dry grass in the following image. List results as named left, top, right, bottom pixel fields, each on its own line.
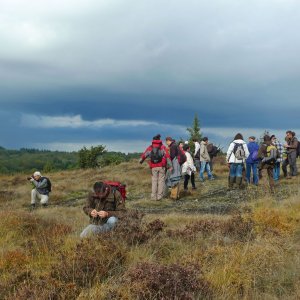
left=0, top=159, right=300, bottom=299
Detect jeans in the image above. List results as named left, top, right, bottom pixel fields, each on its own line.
left=246, top=163, right=259, bottom=185
left=80, top=217, right=118, bottom=238
left=200, top=162, right=213, bottom=180
left=282, top=151, right=298, bottom=176
left=273, top=162, right=281, bottom=181
left=230, top=163, right=243, bottom=178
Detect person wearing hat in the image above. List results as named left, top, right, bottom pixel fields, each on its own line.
left=80, top=181, right=126, bottom=238
left=246, top=136, right=260, bottom=185
left=139, top=134, right=171, bottom=200
left=27, top=171, right=51, bottom=209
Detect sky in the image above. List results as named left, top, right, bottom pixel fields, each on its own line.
left=1, top=0, right=300, bottom=153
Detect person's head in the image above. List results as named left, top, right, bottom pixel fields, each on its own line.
left=264, top=135, right=271, bottom=143
left=33, top=171, right=42, bottom=181
left=234, top=133, right=243, bottom=140
left=93, top=181, right=110, bottom=197
left=248, top=136, right=256, bottom=142
left=286, top=130, right=293, bottom=139
left=165, top=136, right=174, bottom=146
left=270, top=135, right=276, bottom=143
left=153, top=134, right=161, bottom=141
left=202, top=137, right=208, bottom=144
left=178, top=141, right=184, bottom=149
left=182, top=144, right=190, bottom=152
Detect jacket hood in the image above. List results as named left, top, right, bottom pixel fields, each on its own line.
left=233, top=139, right=246, bottom=144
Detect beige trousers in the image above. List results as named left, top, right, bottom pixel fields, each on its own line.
left=151, top=167, right=166, bottom=200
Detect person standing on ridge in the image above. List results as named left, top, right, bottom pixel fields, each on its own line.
left=140, top=134, right=171, bottom=200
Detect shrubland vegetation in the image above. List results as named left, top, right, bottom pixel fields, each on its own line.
left=0, top=157, right=299, bottom=299
left=0, top=146, right=140, bottom=174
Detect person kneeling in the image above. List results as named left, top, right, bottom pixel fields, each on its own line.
left=80, top=181, right=126, bottom=238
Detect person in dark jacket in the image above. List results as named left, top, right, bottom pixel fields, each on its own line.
left=80, top=181, right=126, bottom=238
left=139, top=134, right=171, bottom=200
left=246, top=136, right=259, bottom=185
left=28, top=171, right=51, bottom=209
left=165, top=136, right=182, bottom=200
left=282, top=130, right=298, bottom=178
left=258, top=135, right=277, bottom=192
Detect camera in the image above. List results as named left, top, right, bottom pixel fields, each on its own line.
left=27, top=176, right=33, bottom=181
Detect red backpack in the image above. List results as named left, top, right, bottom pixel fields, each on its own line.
left=104, top=181, right=127, bottom=201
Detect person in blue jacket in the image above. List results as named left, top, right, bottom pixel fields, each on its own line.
left=246, top=136, right=260, bottom=185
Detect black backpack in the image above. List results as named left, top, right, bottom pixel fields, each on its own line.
left=42, top=177, right=52, bottom=192
left=208, top=145, right=219, bottom=158
left=150, top=147, right=163, bottom=164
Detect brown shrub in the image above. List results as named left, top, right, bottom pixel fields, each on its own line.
left=166, top=214, right=255, bottom=242
left=124, top=262, right=211, bottom=299
left=10, top=277, right=79, bottom=300
left=105, top=211, right=165, bottom=246
left=51, top=238, right=126, bottom=288
left=0, top=249, right=29, bottom=272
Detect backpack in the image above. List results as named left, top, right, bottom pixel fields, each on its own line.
left=297, top=141, right=300, bottom=158
left=150, top=146, right=163, bottom=164
left=177, top=147, right=187, bottom=166
left=266, top=145, right=280, bottom=163
left=233, top=143, right=246, bottom=160
left=42, top=177, right=52, bottom=192
left=208, top=145, right=219, bottom=158
left=104, top=181, right=126, bottom=202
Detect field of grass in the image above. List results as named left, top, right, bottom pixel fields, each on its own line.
left=0, top=158, right=300, bottom=299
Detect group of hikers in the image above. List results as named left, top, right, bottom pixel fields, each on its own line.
left=139, top=130, right=299, bottom=200
left=27, top=130, right=298, bottom=238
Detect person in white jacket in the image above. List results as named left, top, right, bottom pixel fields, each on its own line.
left=226, top=133, right=250, bottom=189
left=182, top=144, right=196, bottom=190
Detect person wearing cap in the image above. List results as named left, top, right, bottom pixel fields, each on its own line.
left=270, top=135, right=284, bottom=181
left=139, top=134, right=171, bottom=200
left=27, top=171, right=51, bottom=209
left=80, top=181, right=126, bottom=238
left=246, top=136, right=259, bottom=185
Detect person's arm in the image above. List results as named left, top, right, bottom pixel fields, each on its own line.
left=226, top=143, right=234, bottom=162
left=243, top=143, right=250, bottom=159
left=139, top=146, right=152, bottom=163
left=83, top=192, right=95, bottom=216
left=30, top=178, right=48, bottom=188
left=194, top=143, right=200, bottom=156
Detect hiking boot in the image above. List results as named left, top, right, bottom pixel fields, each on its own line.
left=286, top=176, right=292, bottom=179
left=30, top=203, right=36, bottom=211
left=228, top=177, right=235, bottom=190
left=192, top=186, right=197, bottom=190
left=42, top=203, right=48, bottom=208
left=236, top=177, right=243, bottom=189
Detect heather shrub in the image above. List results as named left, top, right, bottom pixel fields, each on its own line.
left=51, top=237, right=126, bottom=288
left=124, top=262, right=211, bottom=299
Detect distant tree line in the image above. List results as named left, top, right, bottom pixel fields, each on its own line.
left=0, top=146, right=140, bottom=174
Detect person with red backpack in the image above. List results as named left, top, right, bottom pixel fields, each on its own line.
left=139, top=134, right=171, bottom=200
left=80, top=181, right=126, bottom=238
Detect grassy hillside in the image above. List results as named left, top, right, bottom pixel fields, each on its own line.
left=0, top=158, right=300, bottom=299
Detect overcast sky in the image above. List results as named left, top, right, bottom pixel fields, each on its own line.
left=1, top=0, right=299, bottom=152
